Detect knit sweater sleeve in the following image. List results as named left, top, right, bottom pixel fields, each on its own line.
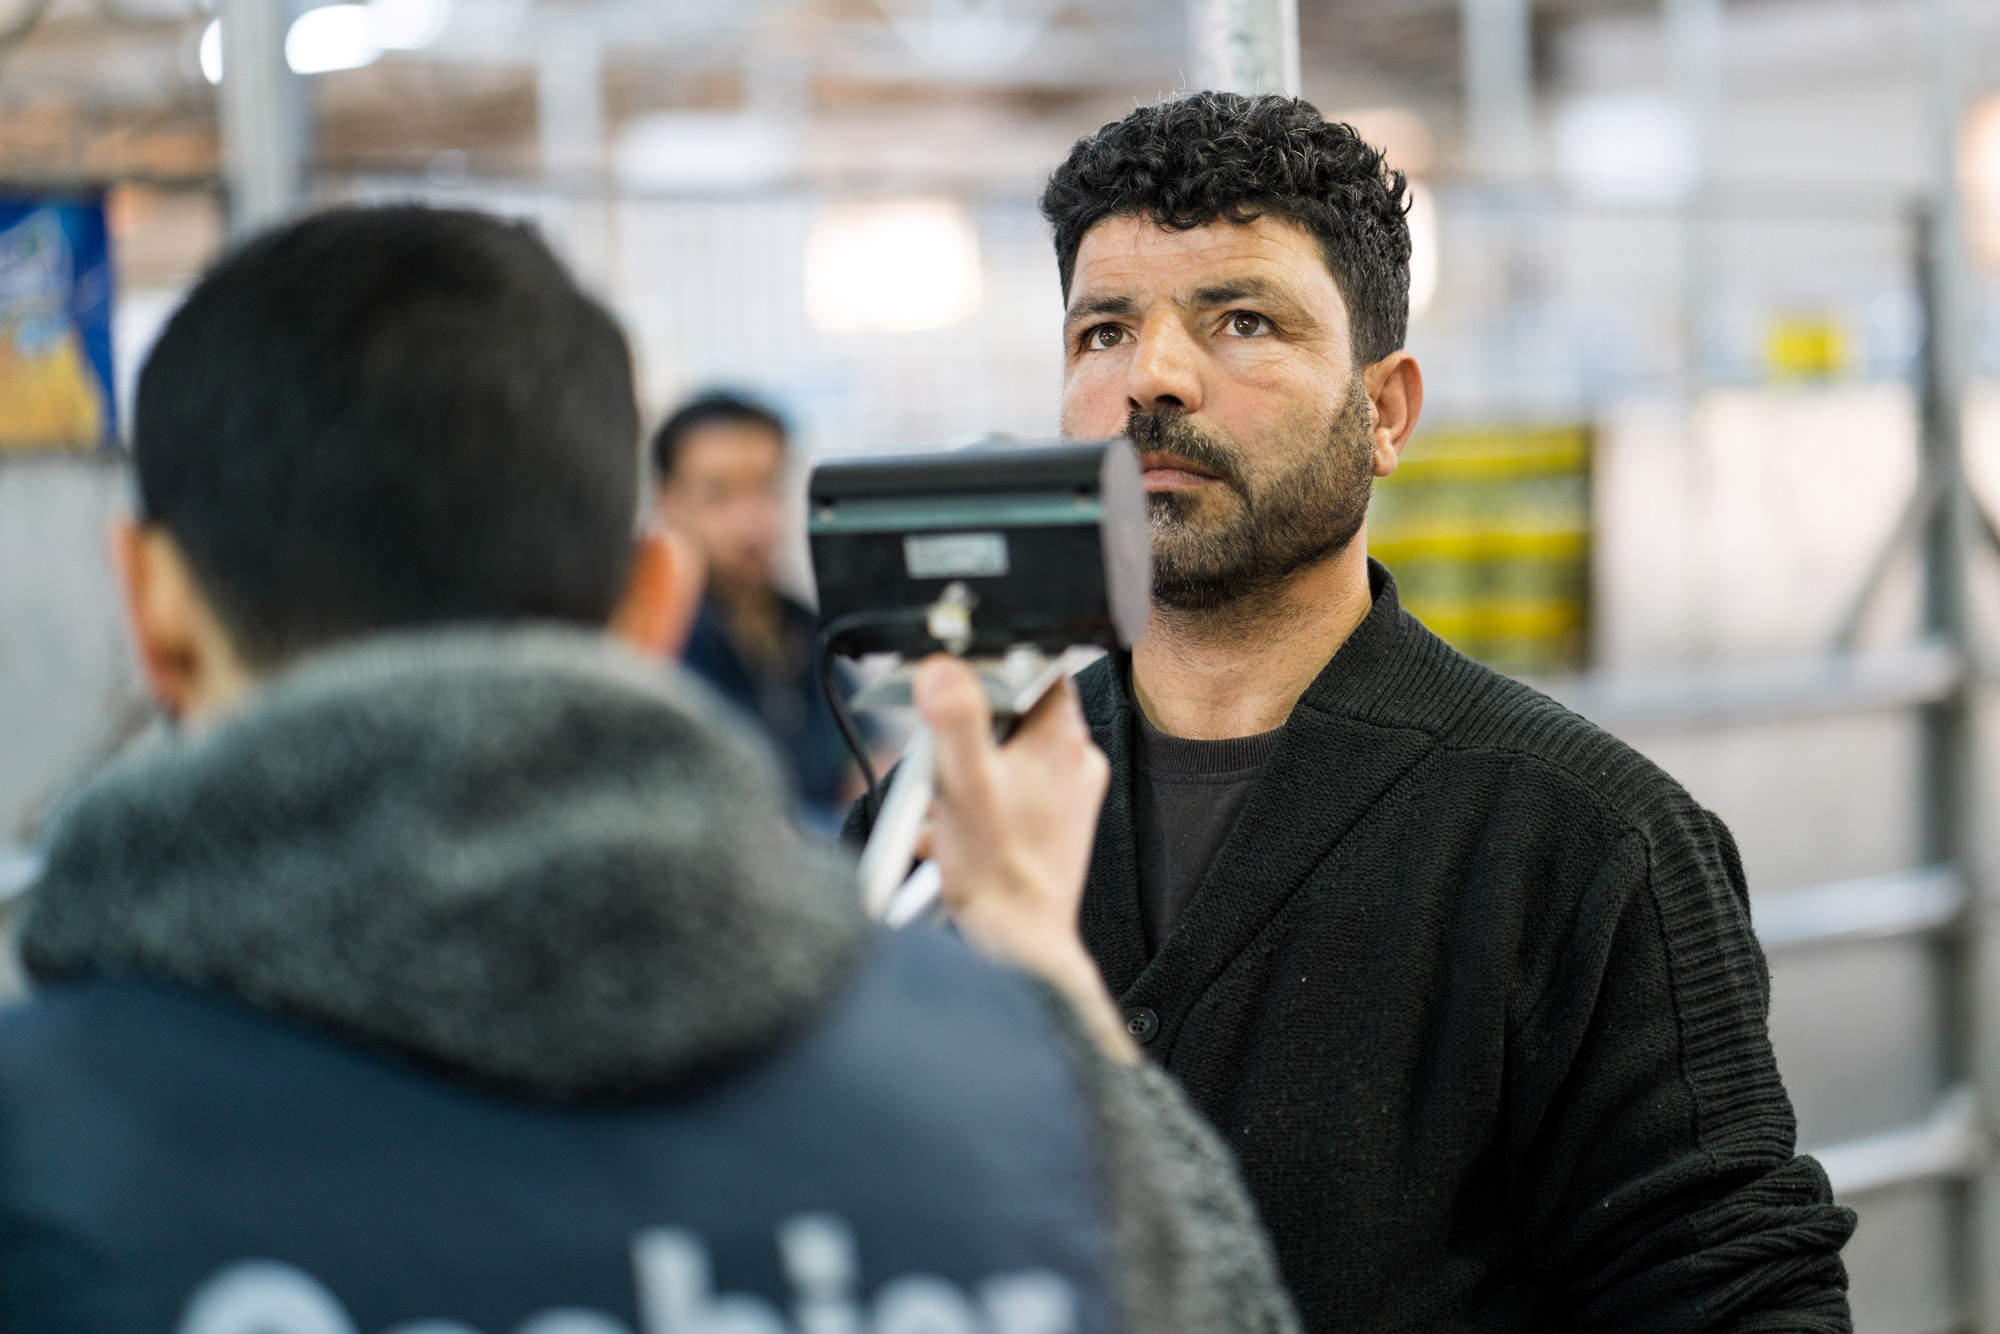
left=1038, top=988, right=1302, bottom=1334
left=1508, top=795, right=1856, bottom=1330
left=839, top=787, right=880, bottom=847
left=845, top=793, right=1299, bottom=1331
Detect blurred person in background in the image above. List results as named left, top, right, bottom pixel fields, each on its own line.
left=0, top=205, right=1299, bottom=1334
left=854, top=92, right=1855, bottom=1332
left=653, top=392, right=860, bottom=834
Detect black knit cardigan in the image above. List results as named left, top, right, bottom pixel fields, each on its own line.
left=849, top=561, right=1856, bottom=1332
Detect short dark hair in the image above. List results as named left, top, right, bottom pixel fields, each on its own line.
left=1039, top=92, right=1412, bottom=365
left=651, top=391, right=788, bottom=481
left=135, top=206, right=640, bottom=666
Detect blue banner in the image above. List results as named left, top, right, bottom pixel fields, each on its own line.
left=0, top=194, right=115, bottom=451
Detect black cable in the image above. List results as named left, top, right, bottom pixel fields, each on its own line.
left=819, top=634, right=878, bottom=805
left=819, top=608, right=931, bottom=810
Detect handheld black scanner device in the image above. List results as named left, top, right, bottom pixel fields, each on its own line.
left=807, top=436, right=1152, bottom=927
left=807, top=436, right=1151, bottom=658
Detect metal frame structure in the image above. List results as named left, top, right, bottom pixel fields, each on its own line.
left=1527, top=198, right=1992, bottom=1334
left=217, top=0, right=302, bottom=236
left=1188, top=0, right=1302, bottom=97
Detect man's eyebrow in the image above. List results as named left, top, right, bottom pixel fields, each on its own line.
left=1188, top=277, right=1314, bottom=319
left=1063, top=292, right=1143, bottom=331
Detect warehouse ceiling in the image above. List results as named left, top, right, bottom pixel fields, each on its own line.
left=0, top=0, right=1662, bottom=193
left=1, top=0, right=1961, bottom=293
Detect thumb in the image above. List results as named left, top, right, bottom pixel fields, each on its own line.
left=914, top=655, right=994, bottom=804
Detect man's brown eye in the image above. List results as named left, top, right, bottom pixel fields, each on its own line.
left=1232, top=313, right=1264, bottom=336
left=1093, top=327, right=1122, bottom=348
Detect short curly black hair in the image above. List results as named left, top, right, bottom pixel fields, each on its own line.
left=1040, top=92, right=1411, bottom=365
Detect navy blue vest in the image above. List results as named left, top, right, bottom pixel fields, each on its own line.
left=0, top=929, right=1119, bottom=1334
left=680, top=595, right=854, bottom=829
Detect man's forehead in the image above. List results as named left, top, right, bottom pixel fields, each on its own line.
left=1068, top=214, right=1339, bottom=306
left=674, top=424, right=785, bottom=481
left=683, top=421, right=784, bottom=453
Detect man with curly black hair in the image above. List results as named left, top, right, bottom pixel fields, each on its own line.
left=862, top=91, right=1856, bottom=1331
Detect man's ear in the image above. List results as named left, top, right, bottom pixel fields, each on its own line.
left=109, top=519, right=254, bottom=722
left=1362, top=351, right=1425, bottom=479
left=612, top=527, right=705, bottom=658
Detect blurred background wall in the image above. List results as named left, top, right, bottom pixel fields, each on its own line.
left=6, top=0, right=2000, bottom=1327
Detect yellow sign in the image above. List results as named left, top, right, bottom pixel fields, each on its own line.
left=1765, top=312, right=1849, bottom=382
left=1370, top=424, right=1591, bottom=673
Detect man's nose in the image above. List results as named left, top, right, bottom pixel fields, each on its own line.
left=1124, top=315, right=1204, bottom=417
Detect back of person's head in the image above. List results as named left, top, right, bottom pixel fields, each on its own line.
left=135, top=206, right=640, bottom=668
left=650, top=390, right=788, bottom=483
left=1039, top=91, right=1412, bottom=364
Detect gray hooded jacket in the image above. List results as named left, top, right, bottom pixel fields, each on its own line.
left=0, top=627, right=1297, bottom=1334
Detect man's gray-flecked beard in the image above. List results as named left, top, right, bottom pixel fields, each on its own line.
left=1128, top=379, right=1376, bottom=613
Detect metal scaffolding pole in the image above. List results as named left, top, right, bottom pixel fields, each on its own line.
left=1665, top=0, right=1719, bottom=382
left=1915, top=0, right=1993, bottom=1318
left=1459, top=0, right=1534, bottom=179
left=533, top=30, right=615, bottom=294
left=1917, top=226, right=1971, bottom=883
left=1919, top=0, right=1970, bottom=875
left=217, top=0, right=302, bottom=237
left=536, top=32, right=606, bottom=185
left=1187, top=0, right=1301, bottom=98
left=1665, top=0, right=1720, bottom=173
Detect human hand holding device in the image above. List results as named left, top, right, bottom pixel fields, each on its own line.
left=810, top=435, right=1146, bottom=1061
left=912, top=654, right=1138, bottom=1064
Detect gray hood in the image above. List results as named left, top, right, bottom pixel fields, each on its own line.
left=20, top=627, right=867, bottom=1098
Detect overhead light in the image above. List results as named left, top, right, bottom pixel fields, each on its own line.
left=203, top=0, right=438, bottom=86
left=1553, top=94, right=1697, bottom=208
left=367, top=0, right=448, bottom=49
left=199, top=17, right=222, bottom=83
left=881, top=0, right=1055, bottom=77
left=889, top=15, right=1044, bottom=77
left=1961, top=94, right=2000, bottom=270
left=804, top=199, right=984, bottom=334
left=615, top=114, right=797, bottom=193
left=285, top=4, right=381, bottom=74
left=1407, top=181, right=1439, bottom=320
left=1331, top=106, right=1434, bottom=176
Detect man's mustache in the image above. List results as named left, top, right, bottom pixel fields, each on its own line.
left=1124, top=408, right=1248, bottom=492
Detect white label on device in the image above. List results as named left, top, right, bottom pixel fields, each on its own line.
left=904, top=531, right=1010, bottom=579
